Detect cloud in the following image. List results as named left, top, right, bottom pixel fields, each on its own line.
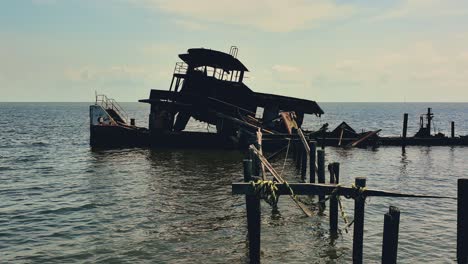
left=373, top=0, right=468, bottom=20
left=136, top=0, right=355, bottom=32
left=173, top=19, right=207, bottom=31
left=140, top=43, right=179, bottom=56
left=309, top=39, right=468, bottom=101
left=272, top=64, right=302, bottom=74
left=270, top=64, right=310, bottom=88
left=335, top=59, right=360, bottom=71
left=64, top=65, right=159, bottom=84
left=460, top=52, right=468, bottom=61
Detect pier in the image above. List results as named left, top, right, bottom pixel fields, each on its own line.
left=233, top=139, right=467, bottom=263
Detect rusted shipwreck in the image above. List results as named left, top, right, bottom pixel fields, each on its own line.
left=89, top=47, right=467, bottom=149
left=312, top=108, right=468, bottom=147
left=90, top=47, right=323, bottom=149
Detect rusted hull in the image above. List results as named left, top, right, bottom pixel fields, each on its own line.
left=311, top=136, right=468, bottom=147
left=90, top=125, right=241, bottom=149
left=89, top=125, right=300, bottom=151
left=90, top=125, right=149, bottom=148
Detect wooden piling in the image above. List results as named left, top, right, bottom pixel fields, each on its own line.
left=243, top=159, right=252, bottom=182
left=382, top=206, right=400, bottom=264
left=329, top=162, right=340, bottom=234
left=250, top=142, right=261, bottom=177
left=309, top=141, right=316, bottom=184
left=291, top=140, right=296, bottom=160
left=317, top=150, right=325, bottom=206
left=452, top=121, right=455, bottom=138
left=333, top=162, right=340, bottom=183
left=243, top=159, right=261, bottom=263
left=458, top=179, right=468, bottom=264
left=353, top=177, right=366, bottom=264
left=322, top=129, right=326, bottom=150
left=296, top=141, right=302, bottom=170
left=301, top=146, right=307, bottom=182
left=402, top=113, right=408, bottom=146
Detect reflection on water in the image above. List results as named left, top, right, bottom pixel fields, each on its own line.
left=1, top=103, right=467, bottom=263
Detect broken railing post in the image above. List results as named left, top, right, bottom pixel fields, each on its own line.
left=301, top=145, right=307, bottom=182
left=322, top=129, right=326, bottom=149
left=317, top=150, right=326, bottom=208
left=458, top=179, right=468, bottom=264
left=329, top=162, right=340, bottom=234
left=452, top=121, right=455, bottom=138
left=309, top=141, right=316, bottom=183
left=243, top=159, right=261, bottom=264
left=353, top=177, right=366, bottom=264
left=402, top=113, right=408, bottom=147
left=382, top=206, right=400, bottom=264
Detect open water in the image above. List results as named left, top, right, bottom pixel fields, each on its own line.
left=1, top=102, right=467, bottom=263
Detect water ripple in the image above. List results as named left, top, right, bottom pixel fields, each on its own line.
left=1, top=102, right=467, bottom=263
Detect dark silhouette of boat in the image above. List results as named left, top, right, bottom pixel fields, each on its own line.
left=89, top=47, right=467, bottom=149
left=312, top=108, right=468, bottom=147
left=89, top=46, right=323, bottom=149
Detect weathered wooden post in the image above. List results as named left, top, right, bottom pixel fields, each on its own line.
left=353, top=177, right=366, bottom=264
left=296, top=141, right=302, bottom=170
left=301, top=146, right=307, bottom=182
left=427, top=108, right=432, bottom=135
left=317, top=149, right=326, bottom=207
left=329, top=162, right=340, bottom=234
left=458, top=179, right=468, bottom=264
left=250, top=142, right=261, bottom=177
left=452, top=121, right=455, bottom=138
left=333, top=162, right=340, bottom=183
left=243, top=159, right=261, bottom=263
left=402, top=113, right=408, bottom=147
left=309, top=141, right=316, bottom=184
left=291, top=140, right=296, bottom=160
left=322, top=129, right=326, bottom=150
left=382, top=206, right=400, bottom=264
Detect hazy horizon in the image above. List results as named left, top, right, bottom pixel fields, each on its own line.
left=1, top=101, right=467, bottom=103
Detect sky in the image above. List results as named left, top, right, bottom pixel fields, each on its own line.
left=1, top=0, right=468, bottom=102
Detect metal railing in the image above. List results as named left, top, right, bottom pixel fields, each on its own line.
left=229, top=46, right=238, bottom=58
left=95, top=94, right=129, bottom=124
left=174, top=62, right=188, bottom=75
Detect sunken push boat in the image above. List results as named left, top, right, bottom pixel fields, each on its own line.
left=309, top=107, right=468, bottom=147
left=90, top=46, right=324, bottom=149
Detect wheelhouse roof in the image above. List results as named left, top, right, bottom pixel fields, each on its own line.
left=179, top=48, right=249, bottom=72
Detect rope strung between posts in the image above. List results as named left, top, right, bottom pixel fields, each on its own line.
left=250, top=180, right=279, bottom=210
left=336, top=183, right=369, bottom=233
left=278, top=139, right=291, bottom=179
left=323, top=164, right=366, bottom=233
left=346, top=183, right=368, bottom=200
left=338, top=195, right=351, bottom=233
left=250, top=145, right=314, bottom=217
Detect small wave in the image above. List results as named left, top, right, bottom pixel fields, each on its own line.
left=38, top=203, right=98, bottom=215
left=15, top=155, right=40, bottom=163
left=31, top=142, right=49, bottom=147
left=0, top=166, right=13, bottom=171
